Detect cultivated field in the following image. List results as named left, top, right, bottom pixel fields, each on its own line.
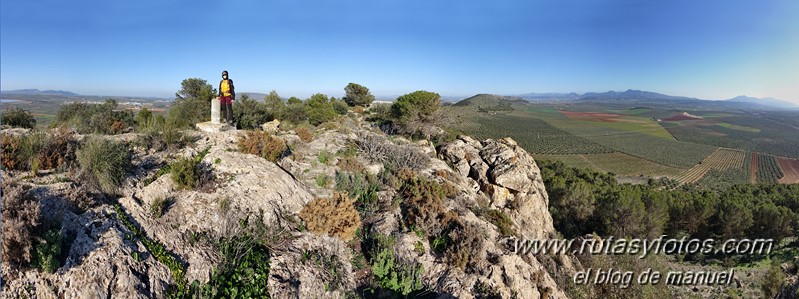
left=776, top=157, right=799, bottom=184
left=535, top=152, right=684, bottom=177
left=675, top=148, right=747, bottom=185
left=756, top=154, right=784, bottom=183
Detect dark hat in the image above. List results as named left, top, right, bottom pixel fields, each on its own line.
left=222, top=70, right=228, bottom=76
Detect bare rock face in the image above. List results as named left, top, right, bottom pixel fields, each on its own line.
left=2, top=184, right=172, bottom=299
left=122, top=130, right=315, bottom=283
left=440, top=136, right=555, bottom=240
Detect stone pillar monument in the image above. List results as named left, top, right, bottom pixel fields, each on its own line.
left=196, top=97, right=232, bottom=132
left=211, top=97, right=221, bottom=124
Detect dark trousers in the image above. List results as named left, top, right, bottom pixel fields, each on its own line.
left=220, top=96, right=233, bottom=124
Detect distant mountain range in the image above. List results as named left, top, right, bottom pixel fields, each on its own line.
left=2, top=89, right=80, bottom=96
left=508, top=89, right=797, bottom=109
left=726, top=95, right=797, bottom=109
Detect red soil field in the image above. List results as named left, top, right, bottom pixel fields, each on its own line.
left=776, top=157, right=799, bottom=184
left=560, top=111, right=623, bottom=122
left=750, top=152, right=759, bottom=183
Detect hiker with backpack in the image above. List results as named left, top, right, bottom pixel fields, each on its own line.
left=219, top=70, right=235, bottom=125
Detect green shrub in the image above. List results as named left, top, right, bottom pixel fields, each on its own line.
left=316, top=173, right=330, bottom=187
left=332, top=98, right=349, bottom=115
left=2, top=107, right=36, bottom=128
left=150, top=197, right=171, bottom=218
left=233, top=95, right=272, bottom=130
left=170, top=157, right=202, bottom=190
left=761, top=260, right=786, bottom=298
left=136, top=108, right=153, bottom=127
left=57, top=100, right=135, bottom=134
left=483, top=209, right=515, bottom=237
left=335, top=171, right=380, bottom=215
left=317, top=151, right=332, bottom=164
left=391, top=90, right=441, bottom=122
left=281, top=102, right=308, bottom=125
left=76, top=136, right=131, bottom=194
left=369, top=234, right=424, bottom=296
left=33, top=227, right=63, bottom=273
left=305, top=93, right=337, bottom=126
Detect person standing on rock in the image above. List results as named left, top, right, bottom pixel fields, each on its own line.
left=219, top=70, right=235, bottom=125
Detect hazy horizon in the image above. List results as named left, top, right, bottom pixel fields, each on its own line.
left=2, top=1, right=798, bottom=103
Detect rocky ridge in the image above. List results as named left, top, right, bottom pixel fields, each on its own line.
left=2, top=116, right=573, bottom=298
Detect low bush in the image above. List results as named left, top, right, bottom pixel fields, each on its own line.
left=296, top=126, right=313, bottom=142
left=335, top=171, right=380, bottom=216
left=136, top=113, right=187, bottom=152
left=233, top=95, right=272, bottom=130
left=299, top=193, right=362, bottom=242
left=1, top=107, right=36, bottom=128
left=336, top=157, right=365, bottom=173
left=76, top=136, right=131, bottom=194
left=33, top=226, right=64, bottom=273
left=317, top=151, right=332, bottom=165
left=150, top=197, right=172, bottom=218
left=0, top=127, right=76, bottom=176
left=761, top=260, right=786, bottom=298
left=57, top=100, right=135, bottom=134
left=444, top=222, right=486, bottom=273
left=170, top=147, right=212, bottom=190
left=368, top=234, right=424, bottom=296
left=238, top=131, right=288, bottom=162
left=398, top=176, right=447, bottom=233
left=316, top=173, right=330, bottom=187
left=170, top=157, right=202, bottom=190
left=1, top=179, right=41, bottom=267
left=483, top=209, right=515, bottom=237
left=353, top=132, right=429, bottom=171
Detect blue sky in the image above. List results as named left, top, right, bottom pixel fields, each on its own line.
left=1, top=0, right=798, bottom=102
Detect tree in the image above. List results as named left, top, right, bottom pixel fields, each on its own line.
left=287, top=97, right=302, bottom=105
left=282, top=102, right=307, bottom=125
left=344, top=82, right=375, bottom=107
left=264, top=90, right=285, bottom=119
left=390, top=90, right=448, bottom=138
left=305, top=93, right=337, bottom=126
left=1, top=107, right=36, bottom=128
left=176, top=78, right=216, bottom=102
left=391, top=90, right=441, bottom=122
left=170, top=78, right=216, bottom=128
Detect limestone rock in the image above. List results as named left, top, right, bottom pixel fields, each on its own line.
left=261, top=119, right=281, bottom=134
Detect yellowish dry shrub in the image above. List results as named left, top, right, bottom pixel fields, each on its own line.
left=299, top=193, right=362, bottom=242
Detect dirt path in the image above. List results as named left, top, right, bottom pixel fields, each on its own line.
left=777, top=157, right=799, bottom=184
left=750, top=152, right=759, bottom=184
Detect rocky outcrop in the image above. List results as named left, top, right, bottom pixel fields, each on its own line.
left=3, top=120, right=570, bottom=298
left=440, top=136, right=555, bottom=240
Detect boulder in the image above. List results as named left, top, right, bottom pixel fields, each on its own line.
left=261, top=119, right=281, bottom=134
